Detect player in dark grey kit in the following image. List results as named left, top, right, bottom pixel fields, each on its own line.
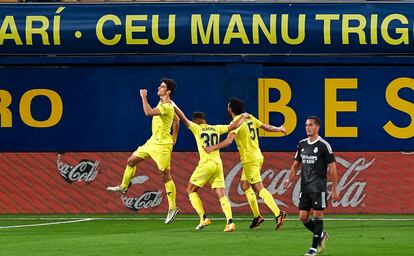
left=284, top=116, right=339, bottom=256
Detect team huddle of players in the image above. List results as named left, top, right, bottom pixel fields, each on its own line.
left=106, top=78, right=339, bottom=256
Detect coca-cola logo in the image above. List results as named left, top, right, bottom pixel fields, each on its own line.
left=121, top=190, right=163, bottom=211
left=224, top=156, right=375, bottom=209
left=56, top=153, right=100, bottom=184
left=120, top=176, right=163, bottom=211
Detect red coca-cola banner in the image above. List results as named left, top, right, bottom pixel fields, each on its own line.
left=0, top=152, right=412, bottom=214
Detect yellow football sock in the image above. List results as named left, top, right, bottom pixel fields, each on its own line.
left=164, top=180, right=177, bottom=210
left=219, top=196, right=233, bottom=223
left=244, top=187, right=260, bottom=218
left=259, top=188, right=280, bottom=217
left=120, top=165, right=136, bottom=190
left=189, top=192, right=205, bottom=224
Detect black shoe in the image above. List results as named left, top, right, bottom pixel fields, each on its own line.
left=249, top=215, right=264, bottom=229
left=276, top=211, right=287, bottom=231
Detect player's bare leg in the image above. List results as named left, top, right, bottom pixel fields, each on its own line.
left=252, top=182, right=286, bottom=231
left=214, top=188, right=235, bottom=232
left=106, top=154, right=144, bottom=194
left=240, top=180, right=263, bottom=229
left=187, top=183, right=210, bottom=230
left=162, top=168, right=180, bottom=224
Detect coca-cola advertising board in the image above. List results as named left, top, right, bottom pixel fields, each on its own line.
left=0, top=152, right=412, bottom=214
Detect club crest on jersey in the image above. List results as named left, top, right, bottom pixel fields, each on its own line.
left=314, top=147, right=318, bottom=153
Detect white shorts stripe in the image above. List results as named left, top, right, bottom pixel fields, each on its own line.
left=321, top=192, right=326, bottom=208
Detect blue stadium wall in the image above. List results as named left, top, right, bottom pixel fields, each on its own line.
left=0, top=3, right=413, bottom=152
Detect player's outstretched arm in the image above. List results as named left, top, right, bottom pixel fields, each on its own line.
left=260, top=123, right=287, bottom=135
left=171, top=102, right=191, bottom=127
left=140, top=89, right=161, bottom=117
left=172, top=114, right=180, bottom=145
left=204, top=133, right=236, bottom=154
left=284, top=160, right=301, bottom=189
left=227, top=112, right=249, bottom=132
left=328, top=162, right=340, bottom=200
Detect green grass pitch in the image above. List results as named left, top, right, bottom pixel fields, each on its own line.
left=0, top=214, right=413, bottom=256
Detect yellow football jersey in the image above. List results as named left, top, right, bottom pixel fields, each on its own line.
left=188, top=121, right=229, bottom=164
left=149, top=101, right=174, bottom=145
left=230, top=114, right=264, bottom=163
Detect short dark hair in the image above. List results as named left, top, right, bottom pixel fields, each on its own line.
left=193, top=112, right=206, bottom=121
left=228, top=97, right=244, bottom=115
left=307, top=116, right=321, bottom=126
left=161, top=77, right=176, bottom=96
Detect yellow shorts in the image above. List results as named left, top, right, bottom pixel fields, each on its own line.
left=240, top=158, right=264, bottom=184
left=190, top=161, right=225, bottom=189
left=133, top=141, right=173, bottom=171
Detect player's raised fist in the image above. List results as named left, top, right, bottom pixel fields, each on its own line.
left=140, top=89, right=147, bottom=97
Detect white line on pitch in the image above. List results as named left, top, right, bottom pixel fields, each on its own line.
left=0, top=218, right=93, bottom=229
left=1, top=217, right=413, bottom=221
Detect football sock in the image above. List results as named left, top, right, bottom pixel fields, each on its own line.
left=312, top=218, right=323, bottom=249
left=259, top=188, right=281, bottom=217
left=164, top=180, right=177, bottom=210
left=189, top=192, right=205, bottom=224
left=120, top=165, right=136, bottom=190
left=244, top=187, right=260, bottom=218
left=219, top=196, right=233, bottom=224
left=303, top=218, right=315, bottom=233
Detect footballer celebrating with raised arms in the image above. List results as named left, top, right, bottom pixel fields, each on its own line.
left=205, top=97, right=287, bottom=231
left=172, top=101, right=249, bottom=232
left=107, top=78, right=181, bottom=224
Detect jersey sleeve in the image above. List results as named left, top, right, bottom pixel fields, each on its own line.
left=187, top=121, right=199, bottom=134
left=251, top=115, right=263, bottom=128
left=215, top=125, right=229, bottom=135
left=294, top=143, right=302, bottom=161
left=322, top=142, right=335, bottom=164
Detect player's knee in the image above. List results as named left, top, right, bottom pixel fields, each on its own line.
left=127, top=157, right=137, bottom=167
left=161, top=172, right=171, bottom=183
left=186, top=184, right=199, bottom=194
left=313, top=210, right=324, bottom=220
left=240, top=181, right=250, bottom=191
left=214, top=188, right=225, bottom=199
left=186, top=186, right=193, bottom=194
left=299, top=211, right=311, bottom=223
left=300, top=215, right=309, bottom=223
left=253, top=182, right=264, bottom=192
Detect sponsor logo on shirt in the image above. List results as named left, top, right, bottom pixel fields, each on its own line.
left=301, top=154, right=318, bottom=164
